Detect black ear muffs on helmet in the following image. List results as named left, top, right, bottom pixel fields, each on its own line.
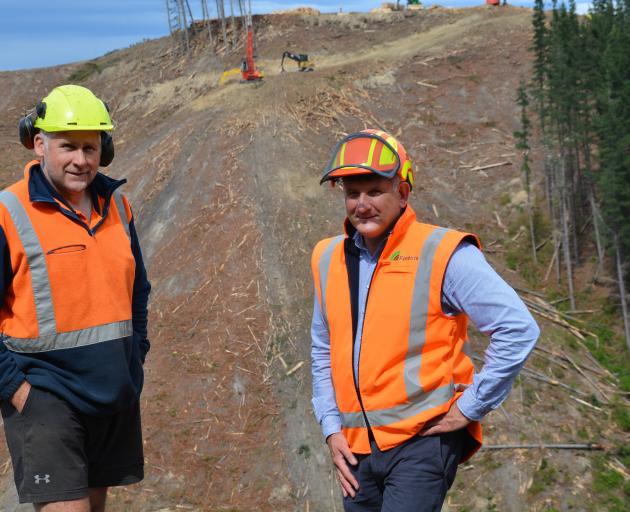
left=100, top=132, right=115, bottom=167
left=18, top=113, right=37, bottom=150
left=18, top=100, right=115, bottom=167
left=19, top=101, right=47, bottom=150
left=99, top=102, right=115, bottom=167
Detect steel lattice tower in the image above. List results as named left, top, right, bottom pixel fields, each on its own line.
left=165, top=0, right=194, bottom=52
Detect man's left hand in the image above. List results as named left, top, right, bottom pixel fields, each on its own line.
left=419, top=402, right=471, bottom=436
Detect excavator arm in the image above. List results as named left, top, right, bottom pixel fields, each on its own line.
left=241, top=26, right=263, bottom=81
left=280, top=51, right=314, bottom=72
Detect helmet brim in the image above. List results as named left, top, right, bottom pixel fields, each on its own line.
left=34, top=121, right=113, bottom=132
left=319, top=165, right=398, bottom=184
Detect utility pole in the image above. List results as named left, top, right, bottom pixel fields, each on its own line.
left=178, top=0, right=190, bottom=53
left=166, top=0, right=181, bottom=35
left=165, top=0, right=193, bottom=53
left=201, top=0, right=214, bottom=45
left=216, top=0, right=228, bottom=49
left=229, top=0, right=237, bottom=48
left=238, top=0, right=247, bottom=41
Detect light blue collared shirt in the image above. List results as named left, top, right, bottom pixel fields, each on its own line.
left=311, top=233, right=540, bottom=439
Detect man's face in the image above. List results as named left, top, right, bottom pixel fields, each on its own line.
left=34, top=130, right=101, bottom=201
left=342, top=174, right=410, bottom=243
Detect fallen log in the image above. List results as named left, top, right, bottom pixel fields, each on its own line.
left=482, top=443, right=603, bottom=451
left=470, top=161, right=512, bottom=172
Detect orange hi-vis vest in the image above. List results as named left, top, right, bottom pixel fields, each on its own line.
left=0, top=162, right=134, bottom=353
left=312, top=206, right=483, bottom=458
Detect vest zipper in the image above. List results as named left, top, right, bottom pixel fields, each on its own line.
left=353, top=262, right=380, bottom=432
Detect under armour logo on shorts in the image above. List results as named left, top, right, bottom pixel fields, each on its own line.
left=34, top=474, right=51, bottom=484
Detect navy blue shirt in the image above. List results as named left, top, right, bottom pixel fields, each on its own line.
left=0, top=165, right=151, bottom=415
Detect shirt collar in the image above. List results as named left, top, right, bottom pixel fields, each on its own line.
left=352, top=230, right=389, bottom=259
left=346, top=205, right=417, bottom=259
left=26, top=161, right=126, bottom=214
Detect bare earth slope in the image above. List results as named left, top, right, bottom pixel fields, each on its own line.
left=0, top=6, right=628, bottom=511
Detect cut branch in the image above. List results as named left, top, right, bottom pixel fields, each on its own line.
left=470, top=161, right=512, bottom=172
left=483, top=443, right=603, bottom=450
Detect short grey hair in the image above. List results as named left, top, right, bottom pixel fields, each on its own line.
left=37, top=129, right=50, bottom=149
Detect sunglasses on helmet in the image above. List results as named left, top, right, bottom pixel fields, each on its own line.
left=320, top=132, right=402, bottom=185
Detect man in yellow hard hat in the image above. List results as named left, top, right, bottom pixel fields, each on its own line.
left=0, top=84, right=151, bottom=511
left=311, top=129, right=539, bottom=511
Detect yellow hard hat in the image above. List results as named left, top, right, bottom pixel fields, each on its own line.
left=33, top=85, right=113, bottom=132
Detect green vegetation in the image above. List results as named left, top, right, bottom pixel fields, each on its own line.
left=67, top=55, right=121, bottom=82
left=529, top=458, right=557, bottom=495
left=528, top=0, right=630, bottom=342
left=521, top=12, right=630, bottom=507
left=297, top=444, right=311, bottom=458
left=68, top=61, right=101, bottom=82
left=611, top=399, right=630, bottom=431
left=503, top=207, right=550, bottom=286
left=447, top=54, right=464, bottom=67
left=592, top=454, right=626, bottom=510
left=484, top=495, right=498, bottom=512
left=582, top=317, right=630, bottom=392
left=615, top=444, right=630, bottom=467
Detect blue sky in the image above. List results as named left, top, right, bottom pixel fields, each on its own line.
left=0, top=1, right=589, bottom=71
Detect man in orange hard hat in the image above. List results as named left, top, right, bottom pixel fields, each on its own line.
left=311, top=129, right=539, bottom=511
left=0, top=84, right=151, bottom=511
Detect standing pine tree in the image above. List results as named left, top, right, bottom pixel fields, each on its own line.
left=531, top=0, right=548, bottom=132
left=514, top=82, right=537, bottom=264
left=594, top=12, right=630, bottom=348
left=547, top=0, right=578, bottom=306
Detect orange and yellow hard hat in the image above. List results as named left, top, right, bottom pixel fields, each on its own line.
left=320, top=129, right=414, bottom=189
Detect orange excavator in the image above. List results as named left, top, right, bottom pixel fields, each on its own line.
left=241, top=25, right=263, bottom=81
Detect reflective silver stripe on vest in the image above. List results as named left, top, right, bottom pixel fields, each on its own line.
left=341, top=381, right=455, bottom=428
left=2, top=319, right=132, bottom=353
left=318, top=236, right=344, bottom=328
left=0, top=190, right=57, bottom=336
left=112, top=190, right=130, bottom=240
left=404, top=227, right=449, bottom=398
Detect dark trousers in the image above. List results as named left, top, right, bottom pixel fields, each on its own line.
left=1, top=387, right=143, bottom=504
left=343, top=430, right=465, bottom=512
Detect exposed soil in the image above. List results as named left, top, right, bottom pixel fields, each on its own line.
left=0, top=6, right=628, bottom=511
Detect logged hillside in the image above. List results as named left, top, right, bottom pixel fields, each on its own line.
left=1, top=6, right=629, bottom=511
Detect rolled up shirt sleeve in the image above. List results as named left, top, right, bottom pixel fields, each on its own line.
left=311, top=293, right=343, bottom=439
left=444, top=242, right=540, bottom=421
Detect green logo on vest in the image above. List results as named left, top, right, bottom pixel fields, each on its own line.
left=389, top=250, right=419, bottom=262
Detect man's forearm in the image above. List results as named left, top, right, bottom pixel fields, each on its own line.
left=457, top=357, right=532, bottom=421
left=457, top=310, right=539, bottom=421
left=130, top=218, right=151, bottom=340
left=311, top=296, right=343, bottom=438
left=443, top=243, right=540, bottom=421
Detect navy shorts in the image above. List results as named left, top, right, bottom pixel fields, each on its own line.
left=343, top=429, right=467, bottom=512
left=1, top=386, right=144, bottom=504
